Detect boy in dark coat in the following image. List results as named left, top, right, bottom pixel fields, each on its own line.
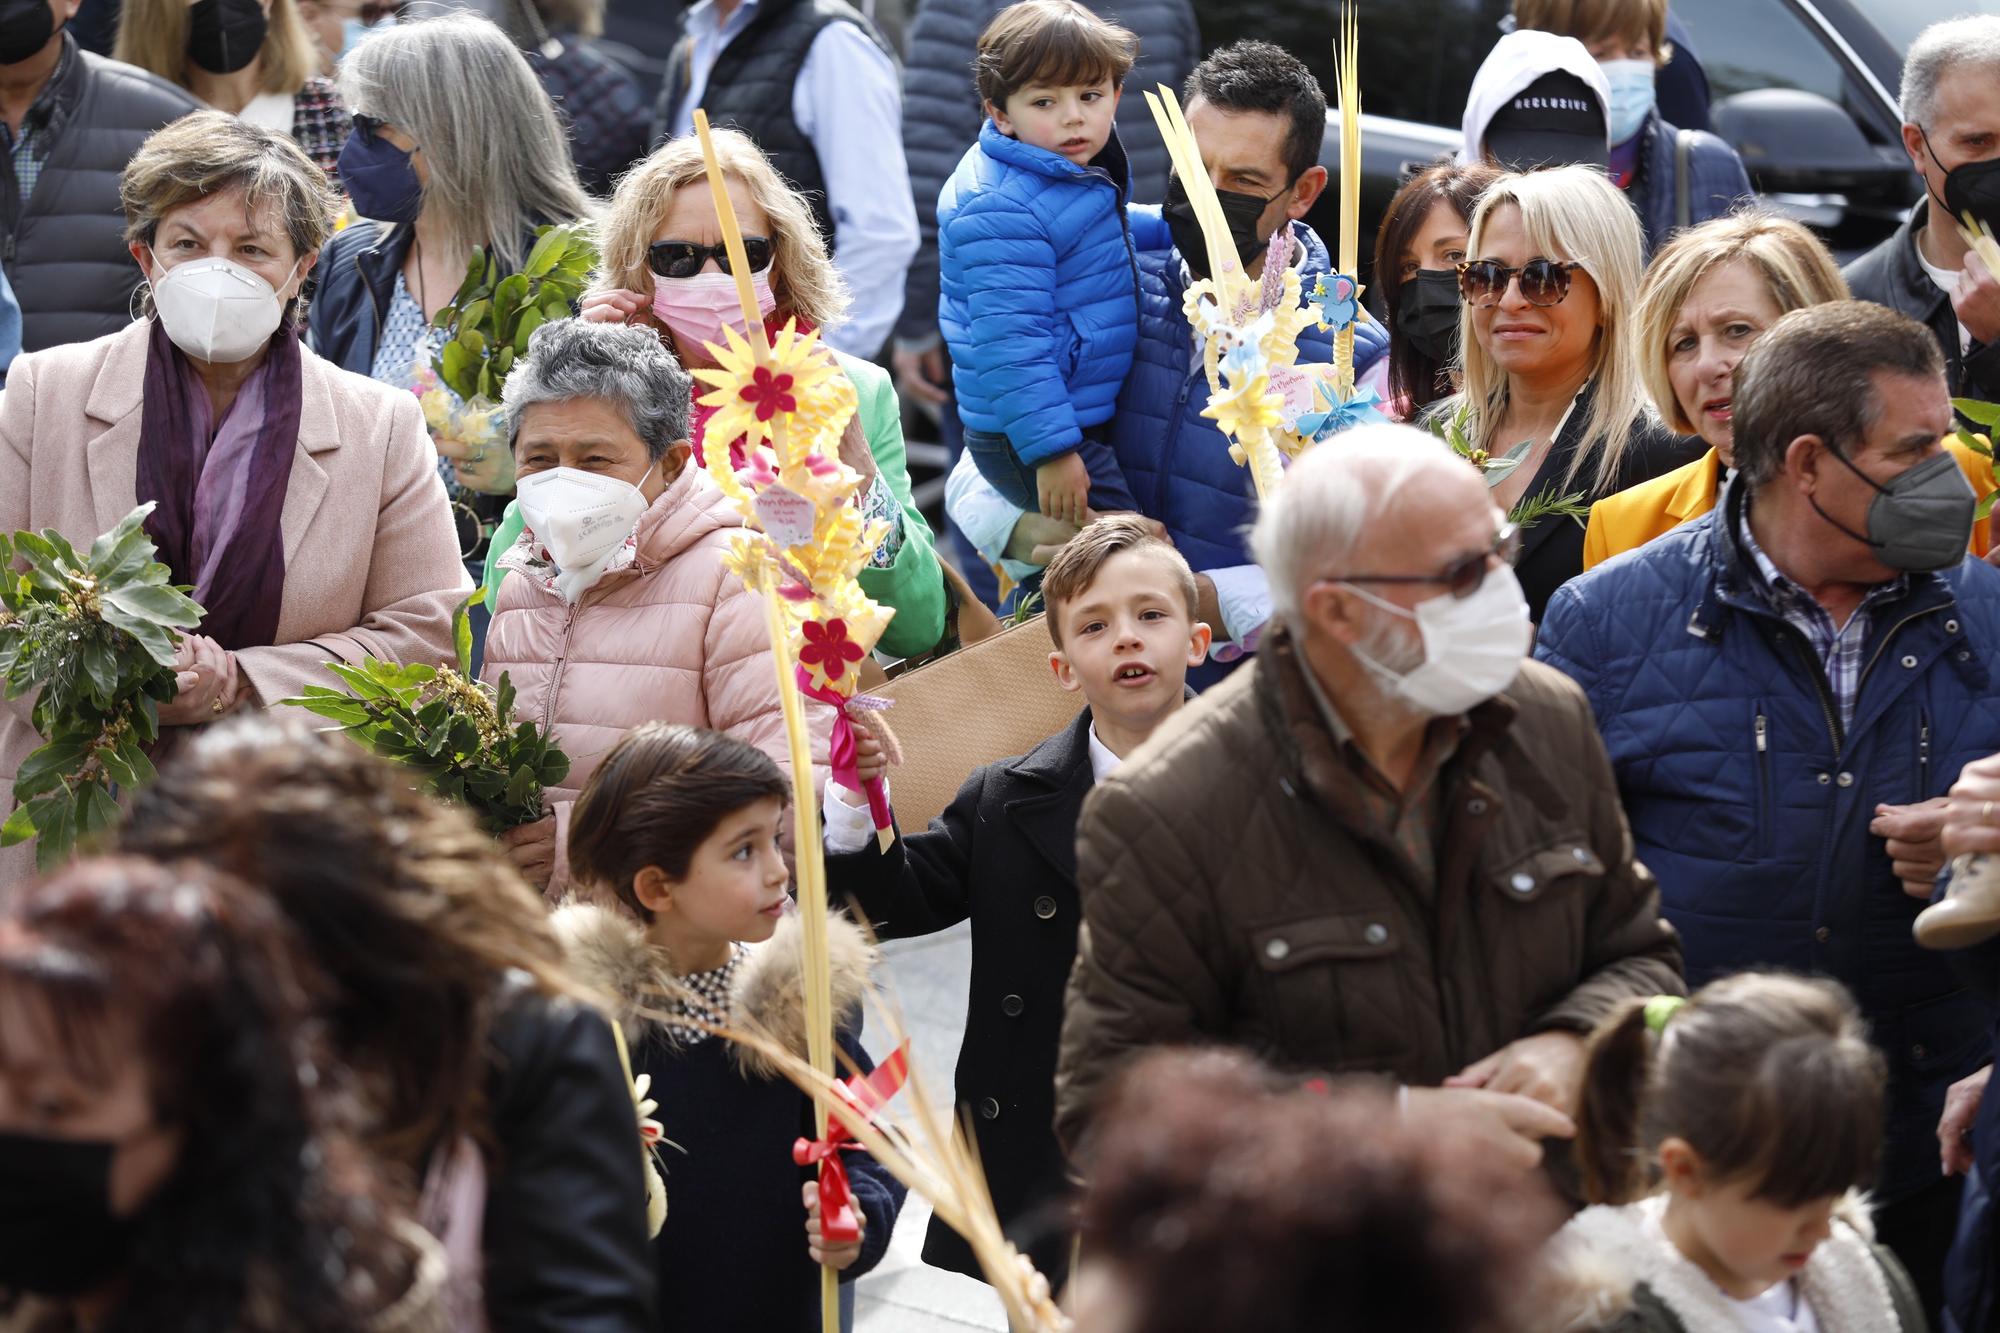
left=824, top=515, right=1210, bottom=1284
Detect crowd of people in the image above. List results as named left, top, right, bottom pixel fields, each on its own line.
left=2, top=0, right=2000, bottom=1329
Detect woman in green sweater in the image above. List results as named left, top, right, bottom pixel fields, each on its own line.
left=487, top=128, right=946, bottom=660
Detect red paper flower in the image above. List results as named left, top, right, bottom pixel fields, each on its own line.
left=799, top=617, right=865, bottom=684
left=738, top=365, right=798, bottom=422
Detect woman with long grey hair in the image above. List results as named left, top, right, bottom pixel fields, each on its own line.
left=308, top=11, right=594, bottom=646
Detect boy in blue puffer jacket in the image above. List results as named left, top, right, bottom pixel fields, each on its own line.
left=939, top=0, right=1156, bottom=527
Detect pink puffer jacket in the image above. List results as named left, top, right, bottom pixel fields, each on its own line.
left=482, top=465, right=830, bottom=895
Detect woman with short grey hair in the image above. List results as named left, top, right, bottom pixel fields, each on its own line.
left=478, top=318, right=822, bottom=894
left=308, top=11, right=596, bottom=650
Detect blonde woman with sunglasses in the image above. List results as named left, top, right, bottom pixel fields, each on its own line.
left=1439, top=164, right=1697, bottom=621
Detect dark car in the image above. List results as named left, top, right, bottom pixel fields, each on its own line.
left=1192, top=0, right=1959, bottom=284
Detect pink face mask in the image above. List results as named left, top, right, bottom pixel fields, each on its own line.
left=651, top=266, right=778, bottom=353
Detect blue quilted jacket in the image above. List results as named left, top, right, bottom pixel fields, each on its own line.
left=1112, top=221, right=1388, bottom=575
left=1628, top=110, right=1754, bottom=256
left=939, top=121, right=1143, bottom=464
left=1535, top=477, right=2000, bottom=1203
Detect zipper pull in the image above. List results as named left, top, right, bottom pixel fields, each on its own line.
left=1920, top=720, right=1931, bottom=773
left=1755, top=713, right=1767, bottom=753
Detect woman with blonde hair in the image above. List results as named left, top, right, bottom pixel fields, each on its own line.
left=1583, top=212, right=1995, bottom=568
left=1443, top=163, right=1697, bottom=620
left=308, top=11, right=595, bottom=651
left=1582, top=214, right=1849, bottom=569
left=114, top=0, right=351, bottom=174
left=499, top=126, right=947, bottom=659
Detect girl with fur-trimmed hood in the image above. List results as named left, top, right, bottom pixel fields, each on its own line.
left=1540, top=973, right=1927, bottom=1333
left=550, top=722, right=904, bottom=1333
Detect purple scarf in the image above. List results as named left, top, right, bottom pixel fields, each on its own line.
left=135, top=319, right=302, bottom=650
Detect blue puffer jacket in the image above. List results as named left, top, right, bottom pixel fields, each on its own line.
left=1112, top=221, right=1388, bottom=575
left=894, top=0, right=1199, bottom=343
left=1536, top=476, right=2000, bottom=1204
left=939, top=121, right=1142, bottom=464
left=1627, top=110, right=1754, bottom=255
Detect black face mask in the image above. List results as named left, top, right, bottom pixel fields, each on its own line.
left=1163, top=174, right=1287, bottom=282
left=1920, top=126, right=2000, bottom=233
left=187, top=0, right=268, bottom=75
left=0, top=0, right=56, bottom=67
left=0, top=1131, right=136, bottom=1296
left=1396, top=268, right=1463, bottom=365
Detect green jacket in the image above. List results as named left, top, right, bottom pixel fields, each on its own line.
left=482, top=351, right=946, bottom=658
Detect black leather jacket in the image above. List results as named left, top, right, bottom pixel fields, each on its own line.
left=482, top=984, right=658, bottom=1332
left=1844, top=204, right=2000, bottom=405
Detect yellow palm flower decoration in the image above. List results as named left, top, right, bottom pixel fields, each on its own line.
left=690, top=319, right=845, bottom=460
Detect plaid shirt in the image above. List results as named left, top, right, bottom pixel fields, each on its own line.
left=2, top=40, right=70, bottom=203
left=1738, top=511, right=1906, bottom=733
left=291, top=77, right=351, bottom=179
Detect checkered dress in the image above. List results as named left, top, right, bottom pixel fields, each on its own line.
left=290, top=77, right=351, bottom=179
left=664, top=947, right=745, bottom=1047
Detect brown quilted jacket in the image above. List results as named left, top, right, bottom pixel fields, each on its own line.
left=1054, top=629, right=1685, bottom=1147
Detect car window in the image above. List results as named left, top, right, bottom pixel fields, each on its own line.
left=1841, top=0, right=1977, bottom=64
left=1673, top=0, right=1850, bottom=106
left=1193, top=0, right=1510, bottom=131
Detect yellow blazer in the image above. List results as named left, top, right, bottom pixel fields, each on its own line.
left=1581, top=440, right=1996, bottom=571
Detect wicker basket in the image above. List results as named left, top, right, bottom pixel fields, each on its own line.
left=875, top=614, right=1082, bottom=830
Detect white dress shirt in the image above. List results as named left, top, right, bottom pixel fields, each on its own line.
left=670, top=0, right=918, bottom=356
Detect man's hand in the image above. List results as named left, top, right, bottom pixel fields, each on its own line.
left=1037, top=452, right=1091, bottom=528
left=1872, top=797, right=1951, bottom=899
left=1941, top=1064, right=1991, bottom=1176
left=1944, top=755, right=2000, bottom=860
left=1003, top=511, right=1082, bottom=566
left=803, top=1180, right=864, bottom=1270
left=1403, top=1085, right=1577, bottom=1173
left=1956, top=248, right=2000, bottom=348
left=891, top=337, right=950, bottom=410
left=500, top=815, right=557, bottom=893
left=1443, top=1030, right=1587, bottom=1116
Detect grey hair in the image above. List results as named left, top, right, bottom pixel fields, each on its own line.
left=1900, top=15, right=2000, bottom=126
left=501, top=318, right=692, bottom=462
left=1250, top=425, right=1460, bottom=628
left=337, top=12, right=595, bottom=272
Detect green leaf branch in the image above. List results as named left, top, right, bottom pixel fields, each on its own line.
left=1424, top=399, right=1588, bottom=529
left=0, top=504, right=203, bottom=870
left=279, top=592, right=569, bottom=835
left=431, top=222, right=599, bottom=404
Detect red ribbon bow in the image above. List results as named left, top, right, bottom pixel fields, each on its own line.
left=792, top=1042, right=910, bottom=1244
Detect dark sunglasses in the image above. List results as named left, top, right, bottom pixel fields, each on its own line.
left=1456, top=258, right=1585, bottom=308
left=1334, top=521, right=1521, bottom=600
left=646, top=236, right=774, bottom=280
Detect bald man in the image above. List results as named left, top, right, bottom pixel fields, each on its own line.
left=1053, top=425, right=1683, bottom=1172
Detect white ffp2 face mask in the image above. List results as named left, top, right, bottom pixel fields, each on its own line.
left=1344, top=564, right=1533, bottom=715
left=149, top=254, right=297, bottom=364
left=516, top=463, right=658, bottom=602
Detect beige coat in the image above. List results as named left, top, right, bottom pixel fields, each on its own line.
left=0, top=321, right=471, bottom=885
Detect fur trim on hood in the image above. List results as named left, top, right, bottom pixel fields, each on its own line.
left=1541, top=1192, right=1896, bottom=1333
left=549, top=900, right=876, bottom=1080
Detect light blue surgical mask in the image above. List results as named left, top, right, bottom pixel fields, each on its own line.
left=340, top=14, right=392, bottom=59
left=1598, top=58, right=1655, bottom=146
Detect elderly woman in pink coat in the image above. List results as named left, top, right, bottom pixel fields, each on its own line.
left=481, top=316, right=824, bottom=895
left=0, top=111, right=468, bottom=887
